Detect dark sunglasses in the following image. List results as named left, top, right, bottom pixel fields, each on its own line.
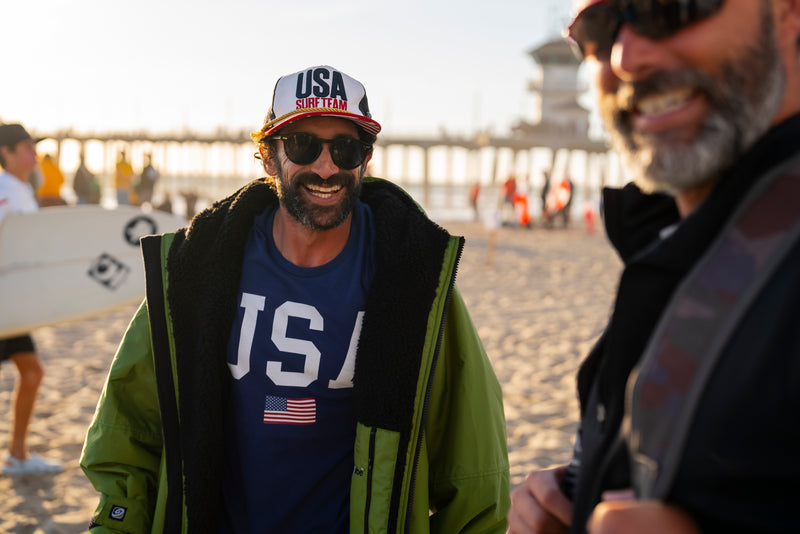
left=565, top=0, right=724, bottom=61
left=268, top=132, right=372, bottom=170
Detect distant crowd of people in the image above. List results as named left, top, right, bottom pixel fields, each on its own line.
left=469, top=172, right=581, bottom=230
left=23, top=148, right=161, bottom=208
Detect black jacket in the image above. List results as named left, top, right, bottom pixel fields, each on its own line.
left=570, top=114, right=800, bottom=533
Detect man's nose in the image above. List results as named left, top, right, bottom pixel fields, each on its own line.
left=610, top=24, right=667, bottom=82
left=309, top=142, right=340, bottom=178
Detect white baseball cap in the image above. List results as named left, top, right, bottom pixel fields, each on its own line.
left=251, top=65, right=382, bottom=143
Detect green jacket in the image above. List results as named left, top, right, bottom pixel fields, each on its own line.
left=81, top=177, right=510, bottom=533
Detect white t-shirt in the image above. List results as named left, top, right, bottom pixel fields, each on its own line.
left=0, top=170, right=38, bottom=225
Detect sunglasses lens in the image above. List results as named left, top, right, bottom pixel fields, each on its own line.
left=283, top=133, right=321, bottom=165
left=632, top=0, right=724, bottom=39
left=568, top=0, right=723, bottom=60
left=330, top=137, right=366, bottom=170
left=281, top=133, right=366, bottom=170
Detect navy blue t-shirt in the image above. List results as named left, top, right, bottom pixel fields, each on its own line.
left=219, top=202, right=375, bottom=533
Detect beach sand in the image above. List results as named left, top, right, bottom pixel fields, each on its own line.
left=0, top=220, right=622, bottom=533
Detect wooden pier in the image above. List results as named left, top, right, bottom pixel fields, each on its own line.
left=19, top=121, right=619, bottom=223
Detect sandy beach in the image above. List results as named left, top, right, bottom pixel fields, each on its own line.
left=0, top=220, right=622, bottom=533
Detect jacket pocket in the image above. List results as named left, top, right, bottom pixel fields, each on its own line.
left=351, top=424, right=401, bottom=533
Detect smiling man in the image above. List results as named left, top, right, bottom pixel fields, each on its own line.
left=81, top=65, right=509, bottom=533
left=508, top=1, right=800, bottom=533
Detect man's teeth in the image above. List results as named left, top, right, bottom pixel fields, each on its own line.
left=637, top=88, right=693, bottom=116
left=306, top=184, right=342, bottom=198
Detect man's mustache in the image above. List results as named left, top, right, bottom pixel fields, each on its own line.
left=291, top=172, right=355, bottom=189
left=610, top=69, right=716, bottom=114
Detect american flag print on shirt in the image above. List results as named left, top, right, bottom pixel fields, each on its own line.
left=263, top=395, right=316, bottom=425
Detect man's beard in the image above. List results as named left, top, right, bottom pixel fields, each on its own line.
left=275, top=163, right=362, bottom=231
left=600, top=1, right=785, bottom=194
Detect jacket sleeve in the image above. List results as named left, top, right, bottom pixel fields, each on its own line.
left=426, top=287, right=511, bottom=533
left=80, top=301, right=164, bottom=533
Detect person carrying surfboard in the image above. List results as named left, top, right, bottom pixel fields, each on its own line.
left=0, top=123, right=63, bottom=476
left=81, top=65, right=510, bottom=532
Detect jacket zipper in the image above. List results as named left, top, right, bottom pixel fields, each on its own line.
left=402, top=237, right=464, bottom=533
left=364, top=426, right=377, bottom=533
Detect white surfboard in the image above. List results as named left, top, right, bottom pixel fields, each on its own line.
left=0, top=205, right=186, bottom=338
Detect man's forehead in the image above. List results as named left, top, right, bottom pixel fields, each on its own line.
left=280, top=116, right=359, bottom=135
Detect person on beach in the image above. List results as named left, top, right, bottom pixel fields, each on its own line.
left=508, top=1, right=800, bottom=533
left=0, top=123, right=63, bottom=475
left=73, top=151, right=101, bottom=204
left=114, top=150, right=134, bottom=205
left=37, top=153, right=67, bottom=207
left=81, top=65, right=510, bottom=533
left=135, top=153, right=159, bottom=206
left=545, top=177, right=572, bottom=229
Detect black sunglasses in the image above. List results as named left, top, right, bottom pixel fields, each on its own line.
left=268, top=132, right=372, bottom=170
left=565, top=0, right=724, bottom=61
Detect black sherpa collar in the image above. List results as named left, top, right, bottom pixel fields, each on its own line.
left=162, top=177, right=456, bottom=531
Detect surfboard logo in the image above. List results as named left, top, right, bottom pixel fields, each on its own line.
left=124, top=216, right=158, bottom=246
left=88, top=253, right=130, bottom=290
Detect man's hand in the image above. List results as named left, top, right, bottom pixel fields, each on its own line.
left=587, top=497, right=701, bottom=534
left=507, top=465, right=573, bottom=534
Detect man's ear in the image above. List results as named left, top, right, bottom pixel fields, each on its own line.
left=260, top=145, right=278, bottom=176
left=360, top=151, right=373, bottom=176
left=774, top=0, right=800, bottom=121
left=775, top=0, right=800, bottom=48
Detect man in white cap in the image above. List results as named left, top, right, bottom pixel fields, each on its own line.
left=0, top=123, right=63, bottom=476
left=81, top=65, right=510, bottom=533
left=508, top=1, right=800, bottom=533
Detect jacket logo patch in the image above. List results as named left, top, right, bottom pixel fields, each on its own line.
left=109, top=505, right=127, bottom=521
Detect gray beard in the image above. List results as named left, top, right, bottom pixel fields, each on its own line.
left=602, top=2, right=785, bottom=194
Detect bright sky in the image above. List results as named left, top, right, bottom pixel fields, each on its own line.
left=1, top=0, right=572, bottom=139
